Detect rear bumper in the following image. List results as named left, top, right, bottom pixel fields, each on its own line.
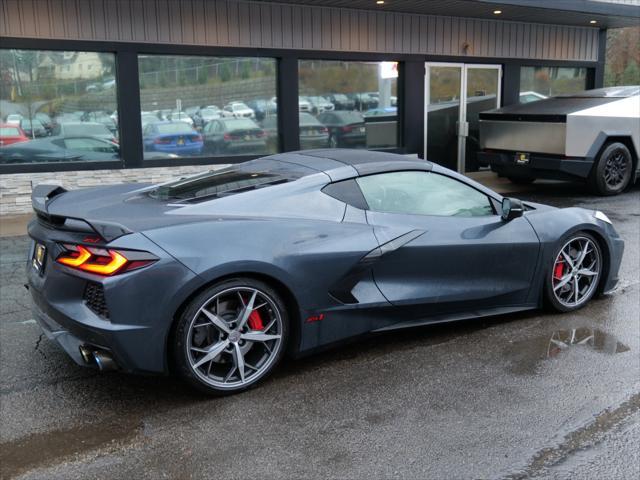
left=150, top=143, right=203, bottom=155
left=478, top=150, right=594, bottom=181
left=26, top=225, right=199, bottom=374
left=301, top=136, right=329, bottom=149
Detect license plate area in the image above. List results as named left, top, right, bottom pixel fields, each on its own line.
left=32, top=243, right=47, bottom=274
left=515, top=152, right=530, bottom=165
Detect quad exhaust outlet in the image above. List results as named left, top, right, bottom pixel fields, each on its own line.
left=79, top=345, right=118, bottom=371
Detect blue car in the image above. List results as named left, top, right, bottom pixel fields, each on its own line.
left=142, top=121, right=203, bottom=156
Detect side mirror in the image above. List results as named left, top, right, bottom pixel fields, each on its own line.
left=501, top=197, right=524, bottom=221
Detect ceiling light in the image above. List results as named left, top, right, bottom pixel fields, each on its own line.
left=590, top=20, right=597, bottom=24
left=493, top=10, right=502, bottom=15
left=376, top=1, right=385, bottom=4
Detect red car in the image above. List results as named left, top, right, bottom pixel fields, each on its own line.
left=0, top=123, right=29, bottom=147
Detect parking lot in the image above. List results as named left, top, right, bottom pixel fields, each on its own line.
left=1, top=179, right=639, bottom=480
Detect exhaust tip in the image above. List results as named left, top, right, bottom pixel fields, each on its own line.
left=92, top=350, right=117, bottom=371
left=79, top=345, right=94, bottom=364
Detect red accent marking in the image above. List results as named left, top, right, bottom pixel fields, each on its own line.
left=248, top=309, right=264, bottom=330
left=83, top=236, right=101, bottom=244
left=305, top=313, right=325, bottom=323
left=554, top=261, right=565, bottom=280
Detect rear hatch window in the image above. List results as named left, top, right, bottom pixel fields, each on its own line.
left=149, top=159, right=308, bottom=202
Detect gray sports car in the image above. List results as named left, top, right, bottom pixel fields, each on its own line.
left=27, top=149, right=624, bottom=394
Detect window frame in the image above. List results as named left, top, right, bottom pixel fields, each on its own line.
left=0, top=36, right=598, bottom=174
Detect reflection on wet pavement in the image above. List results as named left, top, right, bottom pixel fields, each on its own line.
left=506, top=327, right=630, bottom=375
left=0, top=417, right=142, bottom=479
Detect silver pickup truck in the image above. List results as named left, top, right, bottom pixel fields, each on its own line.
left=478, top=86, right=640, bottom=195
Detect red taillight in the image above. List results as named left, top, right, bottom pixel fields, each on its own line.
left=56, top=245, right=156, bottom=276
left=154, top=137, right=172, bottom=144
left=192, top=135, right=203, bottom=142
left=257, top=130, right=267, bottom=138
left=321, top=127, right=328, bottom=134
left=341, top=125, right=353, bottom=133
left=223, top=133, right=232, bottom=140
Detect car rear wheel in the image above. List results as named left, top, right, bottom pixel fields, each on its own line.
left=545, top=233, right=602, bottom=312
left=589, top=142, right=633, bottom=196
left=174, top=278, right=288, bottom=395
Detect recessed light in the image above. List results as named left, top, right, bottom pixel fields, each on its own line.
left=493, top=10, right=502, bottom=15
left=590, top=20, right=597, bottom=24
left=376, top=1, right=385, bottom=4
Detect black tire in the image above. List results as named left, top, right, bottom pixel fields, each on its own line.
left=544, top=232, right=603, bottom=313
left=507, top=176, right=535, bottom=185
left=588, top=141, right=634, bottom=196
left=173, top=277, right=289, bottom=395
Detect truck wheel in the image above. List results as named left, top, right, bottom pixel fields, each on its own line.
left=589, top=142, right=633, bottom=196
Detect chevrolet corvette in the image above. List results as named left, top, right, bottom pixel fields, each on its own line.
left=27, top=149, right=624, bottom=394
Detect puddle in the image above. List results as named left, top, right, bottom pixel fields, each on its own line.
left=0, top=418, right=142, bottom=479
left=505, top=327, right=630, bottom=375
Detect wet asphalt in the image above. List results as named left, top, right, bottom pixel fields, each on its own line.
left=0, top=180, right=638, bottom=480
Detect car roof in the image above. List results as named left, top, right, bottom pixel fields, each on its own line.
left=269, top=149, right=433, bottom=179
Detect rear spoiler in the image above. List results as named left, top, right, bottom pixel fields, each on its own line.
left=31, top=184, right=132, bottom=242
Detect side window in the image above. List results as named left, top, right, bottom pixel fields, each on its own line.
left=356, top=171, right=494, bottom=217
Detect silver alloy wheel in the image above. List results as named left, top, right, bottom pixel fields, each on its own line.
left=552, top=236, right=601, bottom=308
left=186, top=287, right=283, bottom=390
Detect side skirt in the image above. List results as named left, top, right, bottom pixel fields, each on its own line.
left=371, top=305, right=538, bottom=333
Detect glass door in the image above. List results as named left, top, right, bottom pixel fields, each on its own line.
left=425, top=63, right=501, bottom=172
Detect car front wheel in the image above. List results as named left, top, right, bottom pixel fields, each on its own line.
left=174, top=278, right=288, bottom=395
left=545, top=233, right=602, bottom=312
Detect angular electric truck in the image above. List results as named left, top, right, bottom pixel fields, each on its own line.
left=478, top=86, right=640, bottom=195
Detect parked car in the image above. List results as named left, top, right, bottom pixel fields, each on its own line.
left=348, top=92, right=378, bottom=111
left=317, top=111, right=366, bottom=148
left=0, top=136, right=119, bottom=163
left=34, top=112, right=54, bottom=133
left=85, top=82, right=102, bottom=93
left=5, top=114, right=23, bottom=126
left=305, top=96, right=335, bottom=114
left=19, top=118, right=48, bottom=138
left=297, top=97, right=312, bottom=113
left=0, top=123, right=29, bottom=146
left=193, top=107, right=223, bottom=129
left=202, top=118, right=267, bottom=154
left=168, top=110, right=195, bottom=126
left=83, top=111, right=118, bottom=135
left=479, top=86, right=640, bottom=195
left=51, top=122, right=117, bottom=143
left=142, top=121, right=203, bottom=156
left=246, top=99, right=277, bottom=121
left=298, top=112, right=329, bottom=149
left=141, top=113, right=161, bottom=129
left=325, top=93, right=355, bottom=110
left=26, top=149, right=625, bottom=394
left=102, top=77, right=116, bottom=90
left=222, top=102, right=256, bottom=119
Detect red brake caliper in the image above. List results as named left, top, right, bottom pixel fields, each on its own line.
left=247, top=309, right=264, bottom=330
left=554, top=260, right=565, bottom=280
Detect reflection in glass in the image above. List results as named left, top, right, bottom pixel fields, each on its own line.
left=298, top=60, right=398, bottom=150
left=426, top=66, right=461, bottom=171
left=138, top=55, right=278, bottom=160
left=0, top=49, right=118, bottom=164
left=519, top=66, right=588, bottom=103
left=465, top=68, right=500, bottom=172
